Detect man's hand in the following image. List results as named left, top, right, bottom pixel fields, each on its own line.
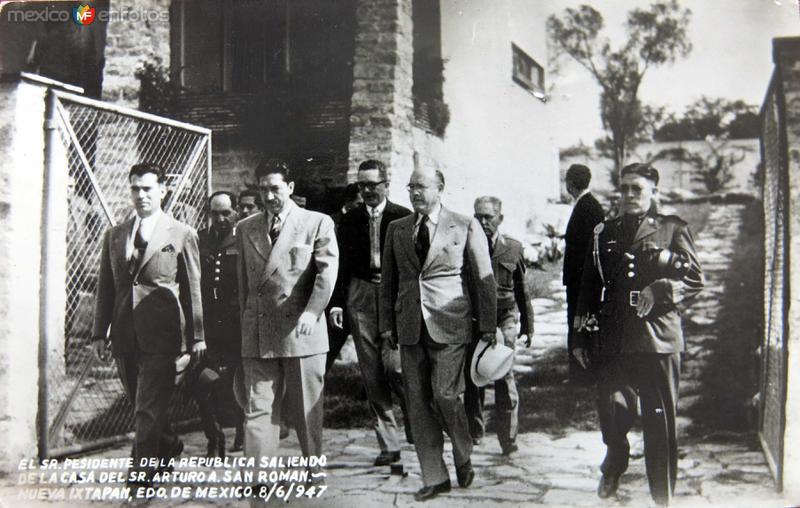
left=190, top=341, right=207, bottom=361
left=635, top=286, right=656, bottom=318
left=574, top=314, right=589, bottom=331
left=518, top=332, right=532, bottom=348
left=91, top=339, right=109, bottom=363
left=572, top=347, right=590, bottom=370
left=481, top=331, right=497, bottom=347
left=380, top=330, right=398, bottom=349
left=296, top=311, right=317, bottom=337
left=329, top=308, right=344, bottom=329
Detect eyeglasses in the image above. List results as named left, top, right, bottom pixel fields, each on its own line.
left=357, top=181, right=387, bottom=191
left=406, top=183, right=432, bottom=192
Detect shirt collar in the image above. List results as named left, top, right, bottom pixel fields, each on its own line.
left=415, top=202, right=442, bottom=226
left=576, top=189, right=590, bottom=202
left=368, top=199, right=387, bottom=216
left=133, top=208, right=162, bottom=236
left=268, top=200, right=294, bottom=225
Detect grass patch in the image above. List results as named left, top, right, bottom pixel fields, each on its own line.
left=526, top=259, right=563, bottom=299
left=323, top=362, right=372, bottom=429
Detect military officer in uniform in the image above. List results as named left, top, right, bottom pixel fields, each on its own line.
left=573, top=163, right=704, bottom=506
left=465, top=196, right=535, bottom=455
left=198, top=191, right=245, bottom=453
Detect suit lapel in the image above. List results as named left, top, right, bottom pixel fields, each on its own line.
left=422, top=207, right=455, bottom=272
left=113, top=218, right=135, bottom=275
left=135, top=213, right=172, bottom=279
left=262, top=204, right=301, bottom=283
left=245, top=213, right=270, bottom=262
left=397, top=217, right=420, bottom=271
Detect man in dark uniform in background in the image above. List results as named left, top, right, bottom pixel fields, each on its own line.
left=465, top=196, right=535, bottom=455
left=330, top=160, right=412, bottom=465
left=573, top=163, right=704, bottom=506
left=198, top=191, right=245, bottom=453
left=563, top=164, right=604, bottom=384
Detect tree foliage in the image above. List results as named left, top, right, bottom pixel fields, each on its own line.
left=653, top=97, right=759, bottom=141
left=548, top=1, right=692, bottom=178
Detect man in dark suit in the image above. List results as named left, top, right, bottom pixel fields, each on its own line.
left=91, top=162, right=205, bottom=486
left=573, top=163, right=704, bottom=505
left=465, top=196, right=535, bottom=455
left=236, top=159, right=338, bottom=482
left=330, top=160, right=412, bottom=466
left=563, top=164, right=604, bottom=384
left=380, top=167, right=496, bottom=502
left=238, top=189, right=263, bottom=220
left=198, top=191, right=244, bottom=454
left=326, top=182, right=362, bottom=371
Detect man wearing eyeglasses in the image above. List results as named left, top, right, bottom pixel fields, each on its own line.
left=380, top=167, right=496, bottom=501
left=573, top=163, right=704, bottom=506
left=330, top=160, right=412, bottom=467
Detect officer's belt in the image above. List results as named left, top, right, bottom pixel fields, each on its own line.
left=601, top=286, right=640, bottom=307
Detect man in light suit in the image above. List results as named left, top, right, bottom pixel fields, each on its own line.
left=91, top=162, right=205, bottom=487
left=380, top=167, right=497, bottom=502
left=236, top=159, right=338, bottom=480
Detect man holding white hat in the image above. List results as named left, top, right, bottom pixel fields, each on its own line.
left=466, top=196, right=535, bottom=455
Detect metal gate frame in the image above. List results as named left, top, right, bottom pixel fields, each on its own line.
left=39, top=87, right=212, bottom=459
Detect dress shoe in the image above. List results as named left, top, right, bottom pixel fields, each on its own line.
left=456, top=460, right=474, bottom=488
left=413, top=480, right=451, bottom=501
left=279, top=424, right=290, bottom=440
left=597, top=474, right=620, bottom=499
left=373, top=450, right=401, bottom=466
left=501, top=442, right=519, bottom=456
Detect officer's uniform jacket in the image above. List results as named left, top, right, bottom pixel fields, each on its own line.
left=492, top=233, right=535, bottom=335
left=575, top=209, right=704, bottom=354
left=198, top=226, right=241, bottom=363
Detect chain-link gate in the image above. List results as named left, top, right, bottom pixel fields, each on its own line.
left=758, top=74, right=788, bottom=489
left=42, top=89, right=212, bottom=458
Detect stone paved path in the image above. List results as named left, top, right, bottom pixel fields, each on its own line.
left=0, top=204, right=790, bottom=507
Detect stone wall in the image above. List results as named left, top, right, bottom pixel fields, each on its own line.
left=102, top=0, right=171, bottom=106
left=348, top=0, right=417, bottom=194
left=0, top=78, right=49, bottom=471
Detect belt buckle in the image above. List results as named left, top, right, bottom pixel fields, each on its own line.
left=629, top=291, right=640, bottom=307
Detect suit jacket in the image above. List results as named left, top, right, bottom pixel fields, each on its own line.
left=379, top=206, right=497, bottom=345
left=575, top=210, right=704, bottom=354
left=199, top=226, right=241, bottom=362
left=563, top=192, right=604, bottom=287
left=236, top=202, right=339, bottom=358
left=331, top=200, right=411, bottom=308
left=492, top=234, right=535, bottom=335
left=92, top=213, right=204, bottom=356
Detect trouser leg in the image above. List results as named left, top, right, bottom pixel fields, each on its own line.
left=464, top=340, right=485, bottom=440
left=596, top=356, right=637, bottom=478
left=349, top=279, right=401, bottom=452
left=495, top=312, right=519, bottom=448
left=242, top=358, right=283, bottom=477
left=283, top=354, right=326, bottom=460
left=637, top=353, right=680, bottom=505
left=401, top=340, right=448, bottom=486
left=424, top=332, right=472, bottom=470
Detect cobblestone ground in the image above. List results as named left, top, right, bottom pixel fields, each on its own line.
left=0, top=204, right=790, bottom=508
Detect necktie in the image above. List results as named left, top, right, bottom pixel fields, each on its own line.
left=369, top=208, right=381, bottom=270
left=487, top=235, right=494, bottom=256
left=128, top=223, right=147, bottom=276
left=415, top=214, right=430, bottom=265
left=269, top=215, right=281, bottom=244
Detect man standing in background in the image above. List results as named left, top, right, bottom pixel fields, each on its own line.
left=465, top=196, right=534, bottom=455
left=330, top=160, right=412, bottom=465
left=563, top=164, right=604, bottom=384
